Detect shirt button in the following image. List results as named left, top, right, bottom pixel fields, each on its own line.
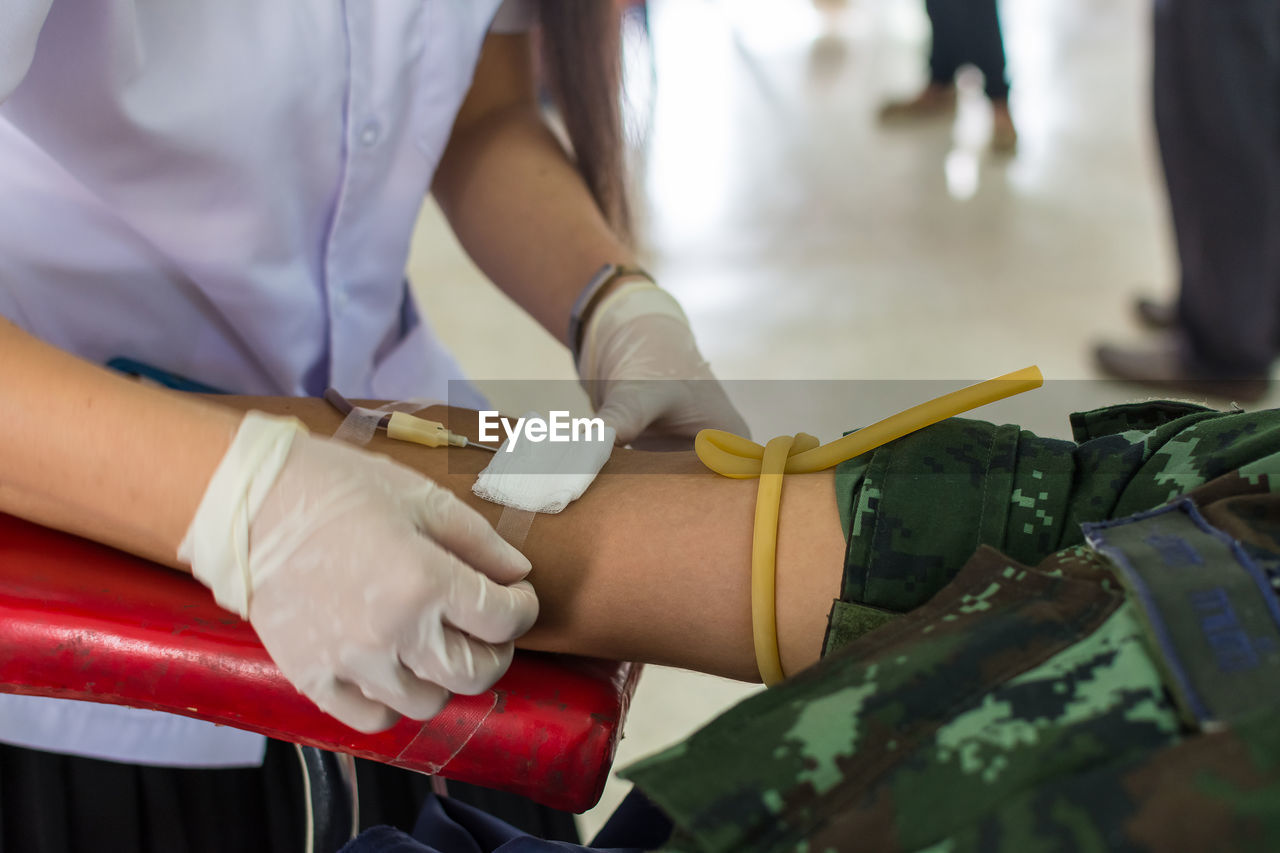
left=360, top=121, right=381, bottom=147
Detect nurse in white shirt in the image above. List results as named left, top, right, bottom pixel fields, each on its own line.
left=0, top=0, right=747, bottom=848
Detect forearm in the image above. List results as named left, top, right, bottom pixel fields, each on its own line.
left=433, top=101, right=635, bottom=345
left=215, top=396, right=846, bottom=682
left=0, top=319, right=240, bottom=565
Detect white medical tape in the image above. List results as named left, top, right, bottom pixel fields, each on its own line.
left=495, top=508, right=537, bottom=549
left=177, top=412, right=306, bottom=617
left=332, top=398, right=436, bottom=446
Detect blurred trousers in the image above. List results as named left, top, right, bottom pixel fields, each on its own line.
left=1157, top=0, right=1280, bottom=374
left=925, top=0, right=1010, bottom=100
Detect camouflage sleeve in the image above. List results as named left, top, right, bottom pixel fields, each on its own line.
left=617, top=402, right=1280, bottom=853
left=936, top=707, right=1280, bottom=853
left=624, top=513, right=1280, bottom=852
left=622, top=544, right=1182, bottom=852
left=828, top=401, right=1280, bottom=652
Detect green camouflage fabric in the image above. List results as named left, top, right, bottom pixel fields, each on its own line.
left=619, top=402, right=1280, bottom=852
left=827, top=400, right=1280, bottom=647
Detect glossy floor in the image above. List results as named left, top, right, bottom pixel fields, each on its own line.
left=408, top=0, right=1266, bottom=836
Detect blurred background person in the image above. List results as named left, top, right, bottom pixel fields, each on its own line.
left=1095, top=0, right=1280, bottom=400
left=878, top=0, right=1018, bottom=151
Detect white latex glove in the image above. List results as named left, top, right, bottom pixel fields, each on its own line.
left=578, top=282, right=749, bottom=447
left=179, top=412, right=538, bottom=733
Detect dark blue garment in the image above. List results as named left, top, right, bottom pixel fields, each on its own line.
left=106, top=358, right=230, bottom=393
left=341, top=790, right=670, bottom=853
left=924, top=0, right=1010, bottom=99
left=1155, top=0, right=1280, bottom=373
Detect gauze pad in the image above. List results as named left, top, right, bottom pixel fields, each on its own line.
left=473, top=415, right=616, bottom=513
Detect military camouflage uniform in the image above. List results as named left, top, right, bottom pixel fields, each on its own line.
left=621, top=401, right=1280, bottom=852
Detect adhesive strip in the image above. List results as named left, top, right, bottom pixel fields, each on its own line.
left=332, top=398, right=436, bottom=446
left=495, top=508, right=536, bottom=550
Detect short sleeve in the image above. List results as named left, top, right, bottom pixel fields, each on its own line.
left=0, top=0, right=54, bottom=102
left=489, top=0, right=537, bottom=34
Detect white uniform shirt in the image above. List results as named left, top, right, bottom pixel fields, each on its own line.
left=0, top=0, right=530, bottom=766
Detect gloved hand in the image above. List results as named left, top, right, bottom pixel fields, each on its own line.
left=179, top=412, right=538, bottom=733
left=577, top=282, right=749, bottom=447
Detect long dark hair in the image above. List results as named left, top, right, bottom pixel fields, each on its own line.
left=537, top=2, right=632, bottom=241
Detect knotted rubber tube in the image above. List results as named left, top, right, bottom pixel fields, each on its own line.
left=696, top=366, right=1044, bottom=685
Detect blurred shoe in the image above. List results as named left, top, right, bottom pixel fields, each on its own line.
left=1134, top=296, right=1176, bottom=330
left=1094, top=334, right=1270, bottom=403
left=990, top=100, right=1018, bottom=153
left=878, top=84, right=957, bottom=122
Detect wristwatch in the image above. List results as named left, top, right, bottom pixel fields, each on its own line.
left=567, top=262, right=654, bottom=363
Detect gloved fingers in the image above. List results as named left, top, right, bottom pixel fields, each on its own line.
left=400, top=630, right=515, bottom=696
left=443, top=570, right=539, bottom=645
left=306, top=676, right=402, bottom=734
left=677, top=379, right=751, bottom=439
left=415, top=484, right=532, bottom=585
left=611, top=379, right=752, bottom=447
left=595, top=403, right=642, bottom=446
left=335, top=648, right=452, bottom=721
left=595, top=381, right=666, bottom=446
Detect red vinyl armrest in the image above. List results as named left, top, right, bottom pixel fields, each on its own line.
left=0, top=513, right=639, bottom=812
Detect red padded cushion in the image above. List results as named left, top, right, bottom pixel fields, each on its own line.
left=0, top=513, right=639, bottom=812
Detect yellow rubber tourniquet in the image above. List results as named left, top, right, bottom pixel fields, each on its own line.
left=696, top=366, right=1044, bottom=686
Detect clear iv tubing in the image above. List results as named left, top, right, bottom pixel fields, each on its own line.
left=694, top=366, right=1045, bottom=686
